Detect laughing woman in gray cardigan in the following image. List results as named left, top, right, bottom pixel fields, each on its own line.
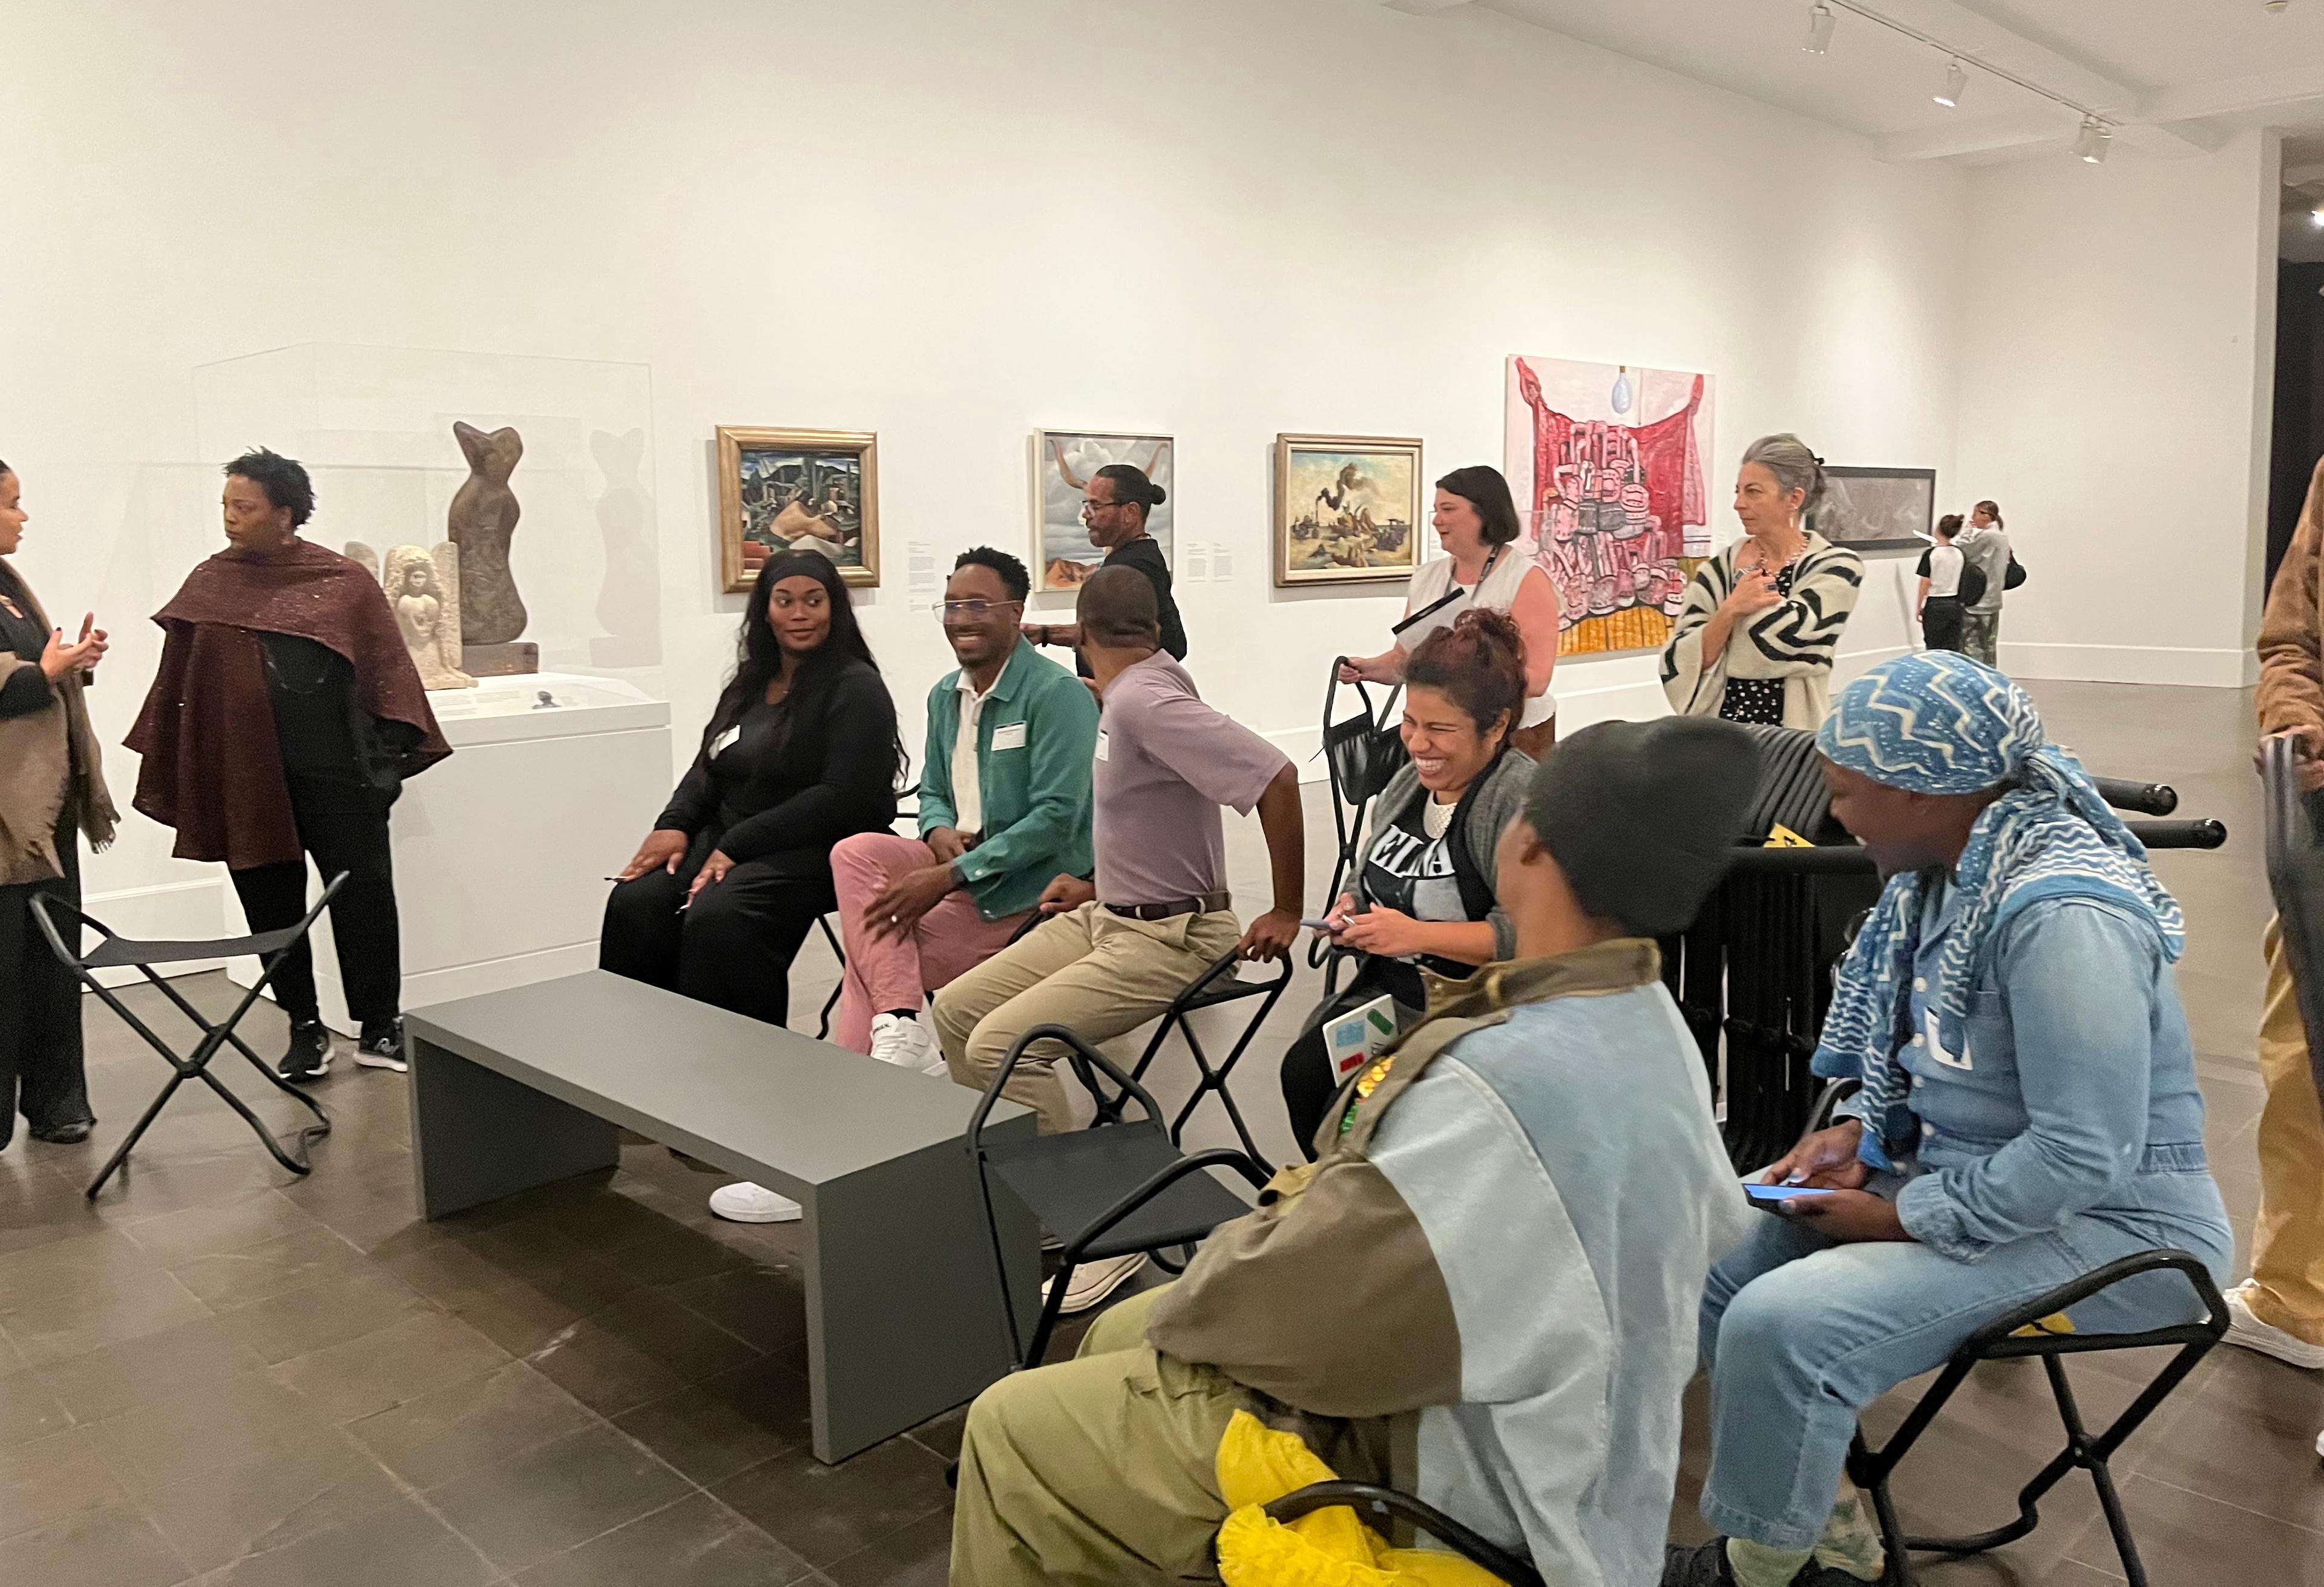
left=1281, top=609, right=1535, bottom=1153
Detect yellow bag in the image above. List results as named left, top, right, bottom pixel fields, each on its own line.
left=1213, top=1410, right=1509, bottom=1587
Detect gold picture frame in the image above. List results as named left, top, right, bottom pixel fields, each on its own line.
left=717, top=426, right=879, bottom=592
left=1273, top=433, right=1425, bottom=587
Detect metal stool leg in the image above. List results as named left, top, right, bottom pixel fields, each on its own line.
left=816, top=914, right=845, bottom=1040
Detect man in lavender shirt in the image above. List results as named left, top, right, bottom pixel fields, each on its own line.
left=933, top=566, right=1305, bottom=1312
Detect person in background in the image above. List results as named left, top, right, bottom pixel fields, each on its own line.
left=1915, top=513, right=1981, bottom=654
left=1025, top=463, right=1187, bottom=676
left=0, top=459, right=117, bottom=1149
left=1281, top=609, right=1534, bottom=1152
left=948, top=718, right=1760, bottom=1587
left=1957, top=499, right=2014, bottom=668
left=602, top=549, right=901, bottom=1225
left=1338, top=464, right=1560, bottom=757
left=934, top=565, right=1304, bottom=1311
left=2233, top=456, right=2324, bottom=1443
left=1669, top=652, right=2230, bottom=1587
left=128, top=450, right=448, bottom=1081
left=828, top=547, right=1097, bottom=1073
left=1661, top=433, right=1863, bottom=729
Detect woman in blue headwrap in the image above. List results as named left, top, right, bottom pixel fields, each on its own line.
left=1666, top=651, right=2231, bottom=1587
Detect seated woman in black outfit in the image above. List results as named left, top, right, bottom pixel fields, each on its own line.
left=1280, top=609, right=1535, bottom=1154
left=603, top=549, right=900, bottom=1026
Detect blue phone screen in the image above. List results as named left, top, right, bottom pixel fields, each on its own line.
left=1744, top=1183, right=1836, bottom=1202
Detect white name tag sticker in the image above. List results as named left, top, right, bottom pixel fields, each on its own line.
left=709, top=725, right=741, bottom=758
left=991, top=721, right=1028, bottom=751
left=1095, top=731, right=1110, bottom=763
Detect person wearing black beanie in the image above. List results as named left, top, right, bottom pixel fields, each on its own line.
left=1515, top=715, right=1762, bottom=938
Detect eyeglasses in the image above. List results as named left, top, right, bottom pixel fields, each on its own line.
left=1078, top=499, right=1121, bottom=517
left=939, top=598, right=1023, bottom=620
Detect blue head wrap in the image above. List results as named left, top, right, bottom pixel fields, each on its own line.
left=1811, top=652, right=2184, bottom=1169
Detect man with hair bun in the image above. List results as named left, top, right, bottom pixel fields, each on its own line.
left=934, top=563, right=1304, bottom=1308
left=949, top=716, right=1761, bottom=1587
left=1025, top=461, right=1187, bottom=676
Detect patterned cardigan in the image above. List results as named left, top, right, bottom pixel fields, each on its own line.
left=1660, top=531, right=1863, bottom=730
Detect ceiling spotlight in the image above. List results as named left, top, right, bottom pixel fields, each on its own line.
left=2074, top=116, right=2112, bottom=164
left=1805, top=2, right=1836, bottom=54
left=1934, top=58, right=1968, bottom=107
left=2311, top=206, right=2324, bottom=227
left=2267, top=1, right=2289, bottom=15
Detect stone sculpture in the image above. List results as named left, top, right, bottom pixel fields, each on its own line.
left=381, top=542, right=478, bottom=691
left=448, top=421, right=526, bottom=645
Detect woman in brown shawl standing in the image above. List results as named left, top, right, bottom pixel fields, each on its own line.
left=0, top=459, right=117, bottom=1148
left=128, top=450, right=450, bottom=1081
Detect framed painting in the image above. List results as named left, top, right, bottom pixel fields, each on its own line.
left=1505, top=355, right=1714, bottom=658
left=717, top=426, right=879, bottom=592
left=1273, top=434, right=1423, bottom=587
left=1032, top=429, right=1173, bottom=592
left=1811, top=466, right=1936, bottom=557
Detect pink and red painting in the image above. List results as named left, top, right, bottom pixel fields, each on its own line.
left=1504, top=355, right=1714, bottom=658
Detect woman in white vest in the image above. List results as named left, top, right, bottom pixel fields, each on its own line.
left=1339, top=464, right=1560, bottom=756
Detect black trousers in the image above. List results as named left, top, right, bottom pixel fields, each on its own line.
left=0, top=810, right=92, bottom=1146
left=229, top=776, right=402, bottom=1030
left=1921, top=596, right=1966, bottom=653
left=599, top=831, right=834, bottom=1029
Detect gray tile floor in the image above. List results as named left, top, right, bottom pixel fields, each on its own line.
left=0, top=680, right=2314, bottom=1586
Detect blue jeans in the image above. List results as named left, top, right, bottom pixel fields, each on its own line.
left=1696, top=1174, right=2231, bottom=1549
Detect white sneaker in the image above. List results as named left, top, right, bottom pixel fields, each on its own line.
left=869, top=1012, right=946, bottom=1076
left=2224, top=1283, right=2324, bottom=1369
left=1046, top=1252, right=1147, bottom=1315
left=707, top=1182, right=802, bottom=1224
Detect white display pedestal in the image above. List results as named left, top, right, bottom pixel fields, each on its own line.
left=229, top=673, right=673, bottom=1034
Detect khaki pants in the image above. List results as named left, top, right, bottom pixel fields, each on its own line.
left=950, top=1286, right=1245, bottom=1585
left=2249, top=917, right=2324, bottom=1345
left=931, top=901, right=1239, bottom=1134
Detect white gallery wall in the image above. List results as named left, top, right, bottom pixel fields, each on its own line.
left=4, top=0, right=1975, bottom=934
left=1954, top=129, right=2280, bottom=689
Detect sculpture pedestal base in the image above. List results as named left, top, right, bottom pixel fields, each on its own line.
left=465, top=641, right=539, bottom=676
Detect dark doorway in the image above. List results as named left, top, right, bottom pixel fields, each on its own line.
left=2270, top=260, right=2324, bottom=596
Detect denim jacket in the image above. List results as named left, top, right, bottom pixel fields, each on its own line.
left=1848, top=883, right=2229, bottom=1266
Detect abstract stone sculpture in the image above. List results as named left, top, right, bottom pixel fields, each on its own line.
left=382, top=542, right=478, bottom=691
left=448, top=421, right=526, bottom=645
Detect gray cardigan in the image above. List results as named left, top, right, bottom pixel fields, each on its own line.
left=1353, top=748, right=1535, bottom=964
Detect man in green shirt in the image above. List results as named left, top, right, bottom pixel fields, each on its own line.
left=827, top=547, right=1100, bottom=1075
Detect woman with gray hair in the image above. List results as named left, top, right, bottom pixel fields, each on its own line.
left=1661, top=433, right=1863, bottom=729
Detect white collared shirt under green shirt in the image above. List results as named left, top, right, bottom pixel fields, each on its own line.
left=950, top=648, right=1014, bottom=839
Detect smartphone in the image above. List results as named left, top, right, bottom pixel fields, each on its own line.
left=1742, top=1182, right=1837, bottom=1211
left=1300, top=917, right=1340, bottom=931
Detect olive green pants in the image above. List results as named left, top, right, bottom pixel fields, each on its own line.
left=948, top=1286, right=1246, bottom=1585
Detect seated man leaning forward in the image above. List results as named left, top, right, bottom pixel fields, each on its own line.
left=1667, top=651, right=2233, bottom=1587
left=950, top=718, right=1762, bottom=1587
left=829, top=547, right=1098, bottom=1072
left=932, top=565, right=1305, bottom=1305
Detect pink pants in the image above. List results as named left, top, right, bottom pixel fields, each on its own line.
left=829, top=832, right=1031, bottom=1054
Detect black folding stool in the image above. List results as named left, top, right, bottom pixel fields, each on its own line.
left=1128, top=949, right=1294, bottom=1164
left=29, top=877, right=341, bottom=1200
left=1797, top=1081, right=2230, bottom=1587
left=1314, top=661, right=1407, bottom=993
left=1226, top=1484, right=1544, bottom=1587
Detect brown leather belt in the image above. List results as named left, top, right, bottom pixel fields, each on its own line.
left=1103, top=891, right=1232, bottom=922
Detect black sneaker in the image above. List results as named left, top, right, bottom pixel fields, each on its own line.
left=356, top=1018, right=409, bottom=1073
left=1661, top=1539, right=1739, bottom=1587
left=278, top=1019, right=331, bottom=1082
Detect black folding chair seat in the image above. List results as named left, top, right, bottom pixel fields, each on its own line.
left=968, top=1022, right=1269, bottom=1372
left=980, top=1119, right=1256, bottom=1263
left=30, top=879, right=343, bottom=1200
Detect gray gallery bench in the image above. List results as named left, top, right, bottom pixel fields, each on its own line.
left=404, top=970, right=1039, bottom=1463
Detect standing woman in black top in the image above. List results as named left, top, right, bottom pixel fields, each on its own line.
left=1023, top=463, right=1187, bottom=672
left=602, top=550, right=902, bottom=1032
left=0, top=460, right=117, bottom=1148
